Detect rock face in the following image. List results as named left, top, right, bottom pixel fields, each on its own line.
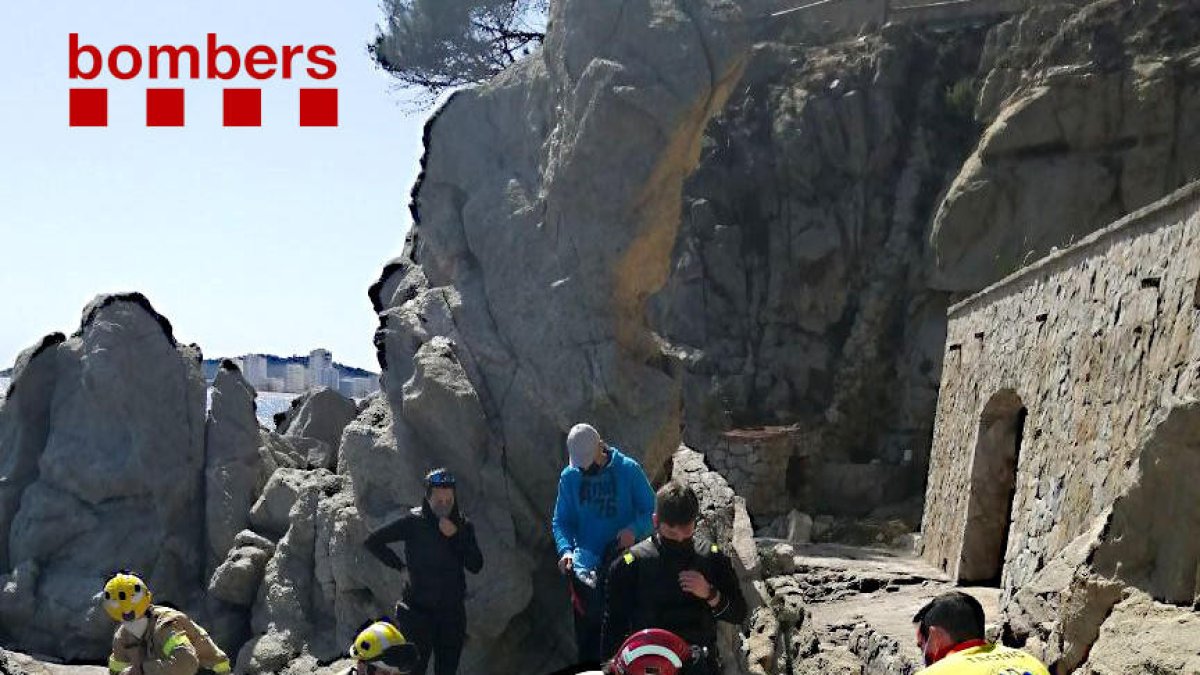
left=0, top=648, right=106, bottom=675
left=279, top=387, right=357, bottom=464
left=932, top=0, right=1200, bottom=290
left=0, top=294, right=208, bottom=659
left=205, top=363, right=271, bottom=571
left=368, top=0, right=754, bottom=670
left=653, top=26, right=986, bottom=523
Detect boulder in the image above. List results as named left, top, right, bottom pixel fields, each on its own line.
left=0, top=294, right=207, bottom=660
left=239, top=469, right=396, bottom=672
left=281, top=388, right=357, bottom=451
left=1078, top=591, right=1200, bottom=674
left=786, top=511, right=814, bottom=545
left=931, top=2, right=1200, bottom=291
left=209, top=533, right=274, bottom=607
left=259, top=430, right=306, bottom=470
left=0, top=333, right=64, bottom=571
left=248, top=468, right=316, bottom=540
left=205, top=364, right=269, bottom=571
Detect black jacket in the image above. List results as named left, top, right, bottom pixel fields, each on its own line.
left=364, top=500, right=484, bottom=612
left=600, top=535, right=747, bottom=656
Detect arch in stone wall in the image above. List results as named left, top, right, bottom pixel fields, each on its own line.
left=957, top=389, right=1026, bottom=585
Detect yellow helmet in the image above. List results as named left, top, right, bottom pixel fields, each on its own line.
left=349, top=621, right=419, bottom=673
left=102, top=572, right=152, bottom=623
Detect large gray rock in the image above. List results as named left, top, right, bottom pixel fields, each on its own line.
left=242, top=473, right=333, bottom=671
left=209, top=530, right=275, bottom=607
left=248, top=468, right=317, bottom=540
left=205, top=363, right=270, bottom=571
left=650, top=26, right=979, bottom=521
left=1078, top=591, right=1200, bottom=674
left=259, top=429, right=306, bottom=470
left=0, top=333, right=64, bottom=570
left=281, top=387, right=357, bottom=451
left=363, top=3, right=755, bottom=669
left=0, top=647, right=107, bottom=675
left=0, top=294, right=207, bottom=660
left=931, top=0, right=1200, bottom=291
left=238, top=470, right=395, bottom=673
left=1090, top=399, right=1200, bottom=606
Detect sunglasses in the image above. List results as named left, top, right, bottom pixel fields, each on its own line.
left=426, top=470, right=456, bottom=487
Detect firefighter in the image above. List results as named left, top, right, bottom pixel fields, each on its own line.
left=103, top=572, right=230, bottom=675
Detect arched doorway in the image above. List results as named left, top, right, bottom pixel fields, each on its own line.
left=957, top=390, right=1026, bottom=585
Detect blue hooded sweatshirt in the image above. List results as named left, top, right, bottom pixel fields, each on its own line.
left=552, top=447, right=655, bottom=572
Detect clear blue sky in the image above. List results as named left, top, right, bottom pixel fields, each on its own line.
left=0, top=1, right=429, bottom=372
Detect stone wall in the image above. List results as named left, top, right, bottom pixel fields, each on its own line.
left=920, top=182, right=1200, bottom=596
left=705, top=427, right=801, bottom=519
left=761, top=0, right=1085, bottom=35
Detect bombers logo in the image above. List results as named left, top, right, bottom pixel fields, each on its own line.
left=68, top=33, right=338, bottom=128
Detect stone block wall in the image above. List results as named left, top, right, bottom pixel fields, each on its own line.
left=761, top=0, right=1087, bottom=35
left=920, top=182, right=1200, bottom=596
left=705, top=427, right=800, bottom=519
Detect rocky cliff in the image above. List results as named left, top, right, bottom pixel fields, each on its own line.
left=376, top=0, right=1200, bottom=671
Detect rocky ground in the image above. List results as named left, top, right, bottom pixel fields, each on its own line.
left=753, top=541, right=999, bottom=674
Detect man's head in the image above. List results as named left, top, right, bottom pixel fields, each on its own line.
left=912, top=591, right=986, bottom=665
left=424, top=468, right=456, bottom=518
left=653, top=481, right=699, bottom=543
left=567, top=423, right=607, bottom=472
left=102, top=571, right=152, bottom=623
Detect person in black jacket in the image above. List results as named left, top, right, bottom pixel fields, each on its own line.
left=600, top=481, right=747, bottom=675
left=364, top=468, right=484, bottom=675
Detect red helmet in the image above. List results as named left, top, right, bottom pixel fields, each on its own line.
left=610, top=629, right=692, bottom=675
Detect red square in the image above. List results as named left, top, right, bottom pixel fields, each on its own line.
left=223, top=88, right=262, bottom=127
left=300, top=88, right=338, bottom=127
left=146, top=89, right=185, bottom=127
left=70, top=88, right=107, bottom=127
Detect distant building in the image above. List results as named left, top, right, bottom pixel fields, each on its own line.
left=339, top=377, right=379, bottom=399
left=242, top=354, right=269, bottom=388
left=265, top=377, right=285, bottom=393
left=308, top=349, right=338, bottom=390
left=308, top=349, right=332, bottom=371
left=285, top=364, right=307, bottom=393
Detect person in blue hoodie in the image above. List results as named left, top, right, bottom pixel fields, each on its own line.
left=553, top=423, right=656, bottom=666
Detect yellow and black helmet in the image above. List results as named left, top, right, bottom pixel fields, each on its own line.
left=349, top=621, right=420, bottom=673
left=102, top=572, right=152, bottom=623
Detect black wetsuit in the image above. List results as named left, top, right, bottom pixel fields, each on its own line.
left=364, top=500, right=483, bottom=675
left=601, top=535, right=747, bottom=675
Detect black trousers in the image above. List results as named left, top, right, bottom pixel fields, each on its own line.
left=570, top=572, right=608, bottom=665
left=681, top=646, right=720, bottom=675
left=396, top=602, right=466, bottom=675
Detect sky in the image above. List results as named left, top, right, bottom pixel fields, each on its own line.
left=0, top=1, right=431, bottom=372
